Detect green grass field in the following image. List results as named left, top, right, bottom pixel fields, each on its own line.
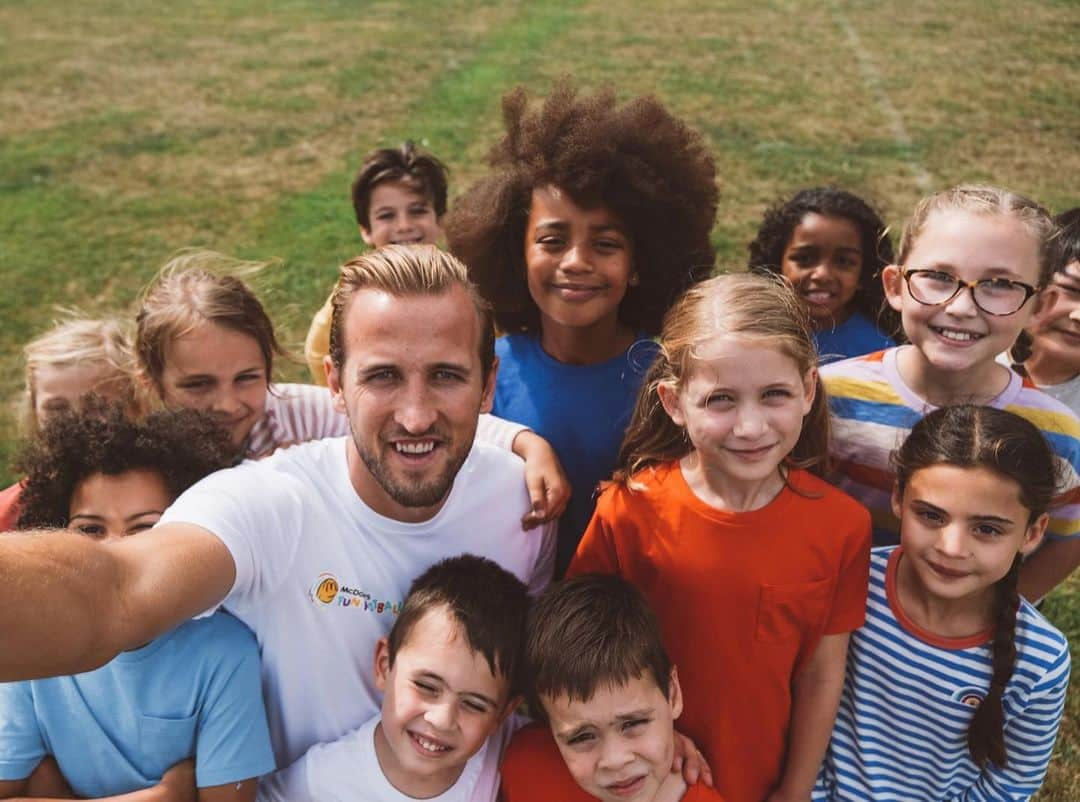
left=2, top=0, right=1079, bottom=796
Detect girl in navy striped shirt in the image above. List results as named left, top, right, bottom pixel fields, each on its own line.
left=816, top=405, right=1071, bottom=801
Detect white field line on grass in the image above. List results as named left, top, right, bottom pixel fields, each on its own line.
left=831, top=6, right=934, bottom=192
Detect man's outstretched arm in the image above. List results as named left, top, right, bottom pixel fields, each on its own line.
left=0, top=524, right=235, bottom=681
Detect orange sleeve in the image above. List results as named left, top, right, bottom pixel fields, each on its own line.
left=683, top=782, right=727, bottom=801
left=500, top=723, right=591, bottom=802
left=824, top=500, right=872, bottom=635
left=567, top=490, right=621, bottom=577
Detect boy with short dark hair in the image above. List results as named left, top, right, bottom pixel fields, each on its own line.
left=1011, top=207, right=1080, bottom=414
left=260, top=554, right=530, bottom=802
left=500, top=574, right=724, bottom=802
left=305, top=141, right=448, bottom=383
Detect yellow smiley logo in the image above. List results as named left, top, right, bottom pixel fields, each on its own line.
left=314, top=576, right=339, bottom=604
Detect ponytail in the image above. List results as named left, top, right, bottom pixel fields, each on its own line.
left=614, top=351, right=692, bottom=483
left=967, top=555, right=1021, bottom=768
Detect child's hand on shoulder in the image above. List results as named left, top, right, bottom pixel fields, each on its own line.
left=672, top=729, right=714, bottom=788
left=513, top=431, right=571, bottom=529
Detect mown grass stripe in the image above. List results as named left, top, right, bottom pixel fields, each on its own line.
left=243, top=0, right=585, bottom=307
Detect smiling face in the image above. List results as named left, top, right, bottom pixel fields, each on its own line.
left=525, top=185, right=634, bottom=342
left=373, top=605, right=512, bottom=798
left=68, top=469, right=173, bottom=542
left=658, top=338, right=815, bottom=500
left=892, top=464, right=1046, bottom=611
left=1026, top=260, right=1080, bottom=379
left=780, top=212, right=864, bottom=328
left=362, top=180, right=443, bottom=249
left=326, top=286, right=493, bottom=522
left=157, top=322, right=269, bottom=449
left=544, top=671, right=682, bottom=802
left=883, top=209, right=1043, bottom=384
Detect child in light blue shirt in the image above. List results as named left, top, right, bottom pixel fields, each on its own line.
left=0, top=404, right=274, bottom=800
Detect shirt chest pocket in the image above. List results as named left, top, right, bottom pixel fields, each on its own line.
left=138, top=714, right=197, bottom=770
left=754, top=577, right=833, bottom=644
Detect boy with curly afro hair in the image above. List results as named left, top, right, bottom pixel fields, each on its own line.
left=446, top=80, right=718, bottom=574
left=0, top=401, right=274, bottom=802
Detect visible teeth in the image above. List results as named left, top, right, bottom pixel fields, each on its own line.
left=936, top=328, right=980, bottom=342
left=396, top=441, right=435, bottom=455
left=415, top=734, right=448, bottom=752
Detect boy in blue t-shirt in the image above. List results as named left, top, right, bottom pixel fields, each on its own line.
left=0, top=403, right=274, bottom=800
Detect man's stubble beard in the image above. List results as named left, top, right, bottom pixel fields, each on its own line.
left=348, top=419, right=476, bottom=510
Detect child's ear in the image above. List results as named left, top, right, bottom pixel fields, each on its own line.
left=1020, top=512, right=1049, bottom=557
left=657, top=381, right=685, bottom=427
left=325, top=356, right=347, bottom=414
left=360, top=225, right=375, bottom=247
left=800, top=367, right=818, bottom=415
left=373, top=637, right=392, bottom=691
left=668, top=666, right=684, bottom=721
left=882, top=265, right=904, bottom=312
left=890, top=484, right=903, bottom=521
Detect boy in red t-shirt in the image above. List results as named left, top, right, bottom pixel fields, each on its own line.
left=500, top=574, right=724, bottom=802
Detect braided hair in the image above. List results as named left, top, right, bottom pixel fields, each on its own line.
left=891, top=405, right=1058, bottom=768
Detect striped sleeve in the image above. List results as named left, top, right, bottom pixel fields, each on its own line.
left=476, top=413, right=528, bottom=452
left=960, top=616, right=1071, bottom=801
left=822, top=352, right=916, bottom=545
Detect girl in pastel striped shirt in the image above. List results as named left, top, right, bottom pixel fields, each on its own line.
left=816, top=405, right=1071, bottom=801
left=821, top=185, right=1080, bottom=601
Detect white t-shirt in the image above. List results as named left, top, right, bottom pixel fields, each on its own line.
left=258, top=713, right=526, bottom=802
left=159, top=437, right=554, bottom=768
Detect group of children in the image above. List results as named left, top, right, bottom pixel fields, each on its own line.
left=1, top=80, right=1078, bottom=801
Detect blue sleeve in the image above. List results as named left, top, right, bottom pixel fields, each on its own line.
left=0, top=682, right=45, bottom=780
left=192, top=620, right=276, bottom=788
left=957, top=646, right=1071, bottom=802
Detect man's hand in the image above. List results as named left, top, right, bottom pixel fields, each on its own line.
left=512, top=431, right=571, bottom=529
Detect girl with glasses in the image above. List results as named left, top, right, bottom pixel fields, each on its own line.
left=820, top=185, right=1080, bottom=602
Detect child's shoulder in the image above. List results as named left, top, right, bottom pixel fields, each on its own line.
left=1016, top=598, right=1072, bottom=669
left=819, top=348, right=907, bottom=408
left=168, top=611, right=260, bottom=661
left=597, top=462, right=682, bottom=506
left=501, top=723, right=590, bottom=802
left=787, top=469, right=872, bottom=524
left=819, top=346, right=893, bottom=378
left=1004, top=379, right=1080, bottom=441
left=683, top=782, right=728, bottom=801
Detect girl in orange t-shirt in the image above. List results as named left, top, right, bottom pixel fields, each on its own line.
left=570, top=273, right=871, bottom=802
